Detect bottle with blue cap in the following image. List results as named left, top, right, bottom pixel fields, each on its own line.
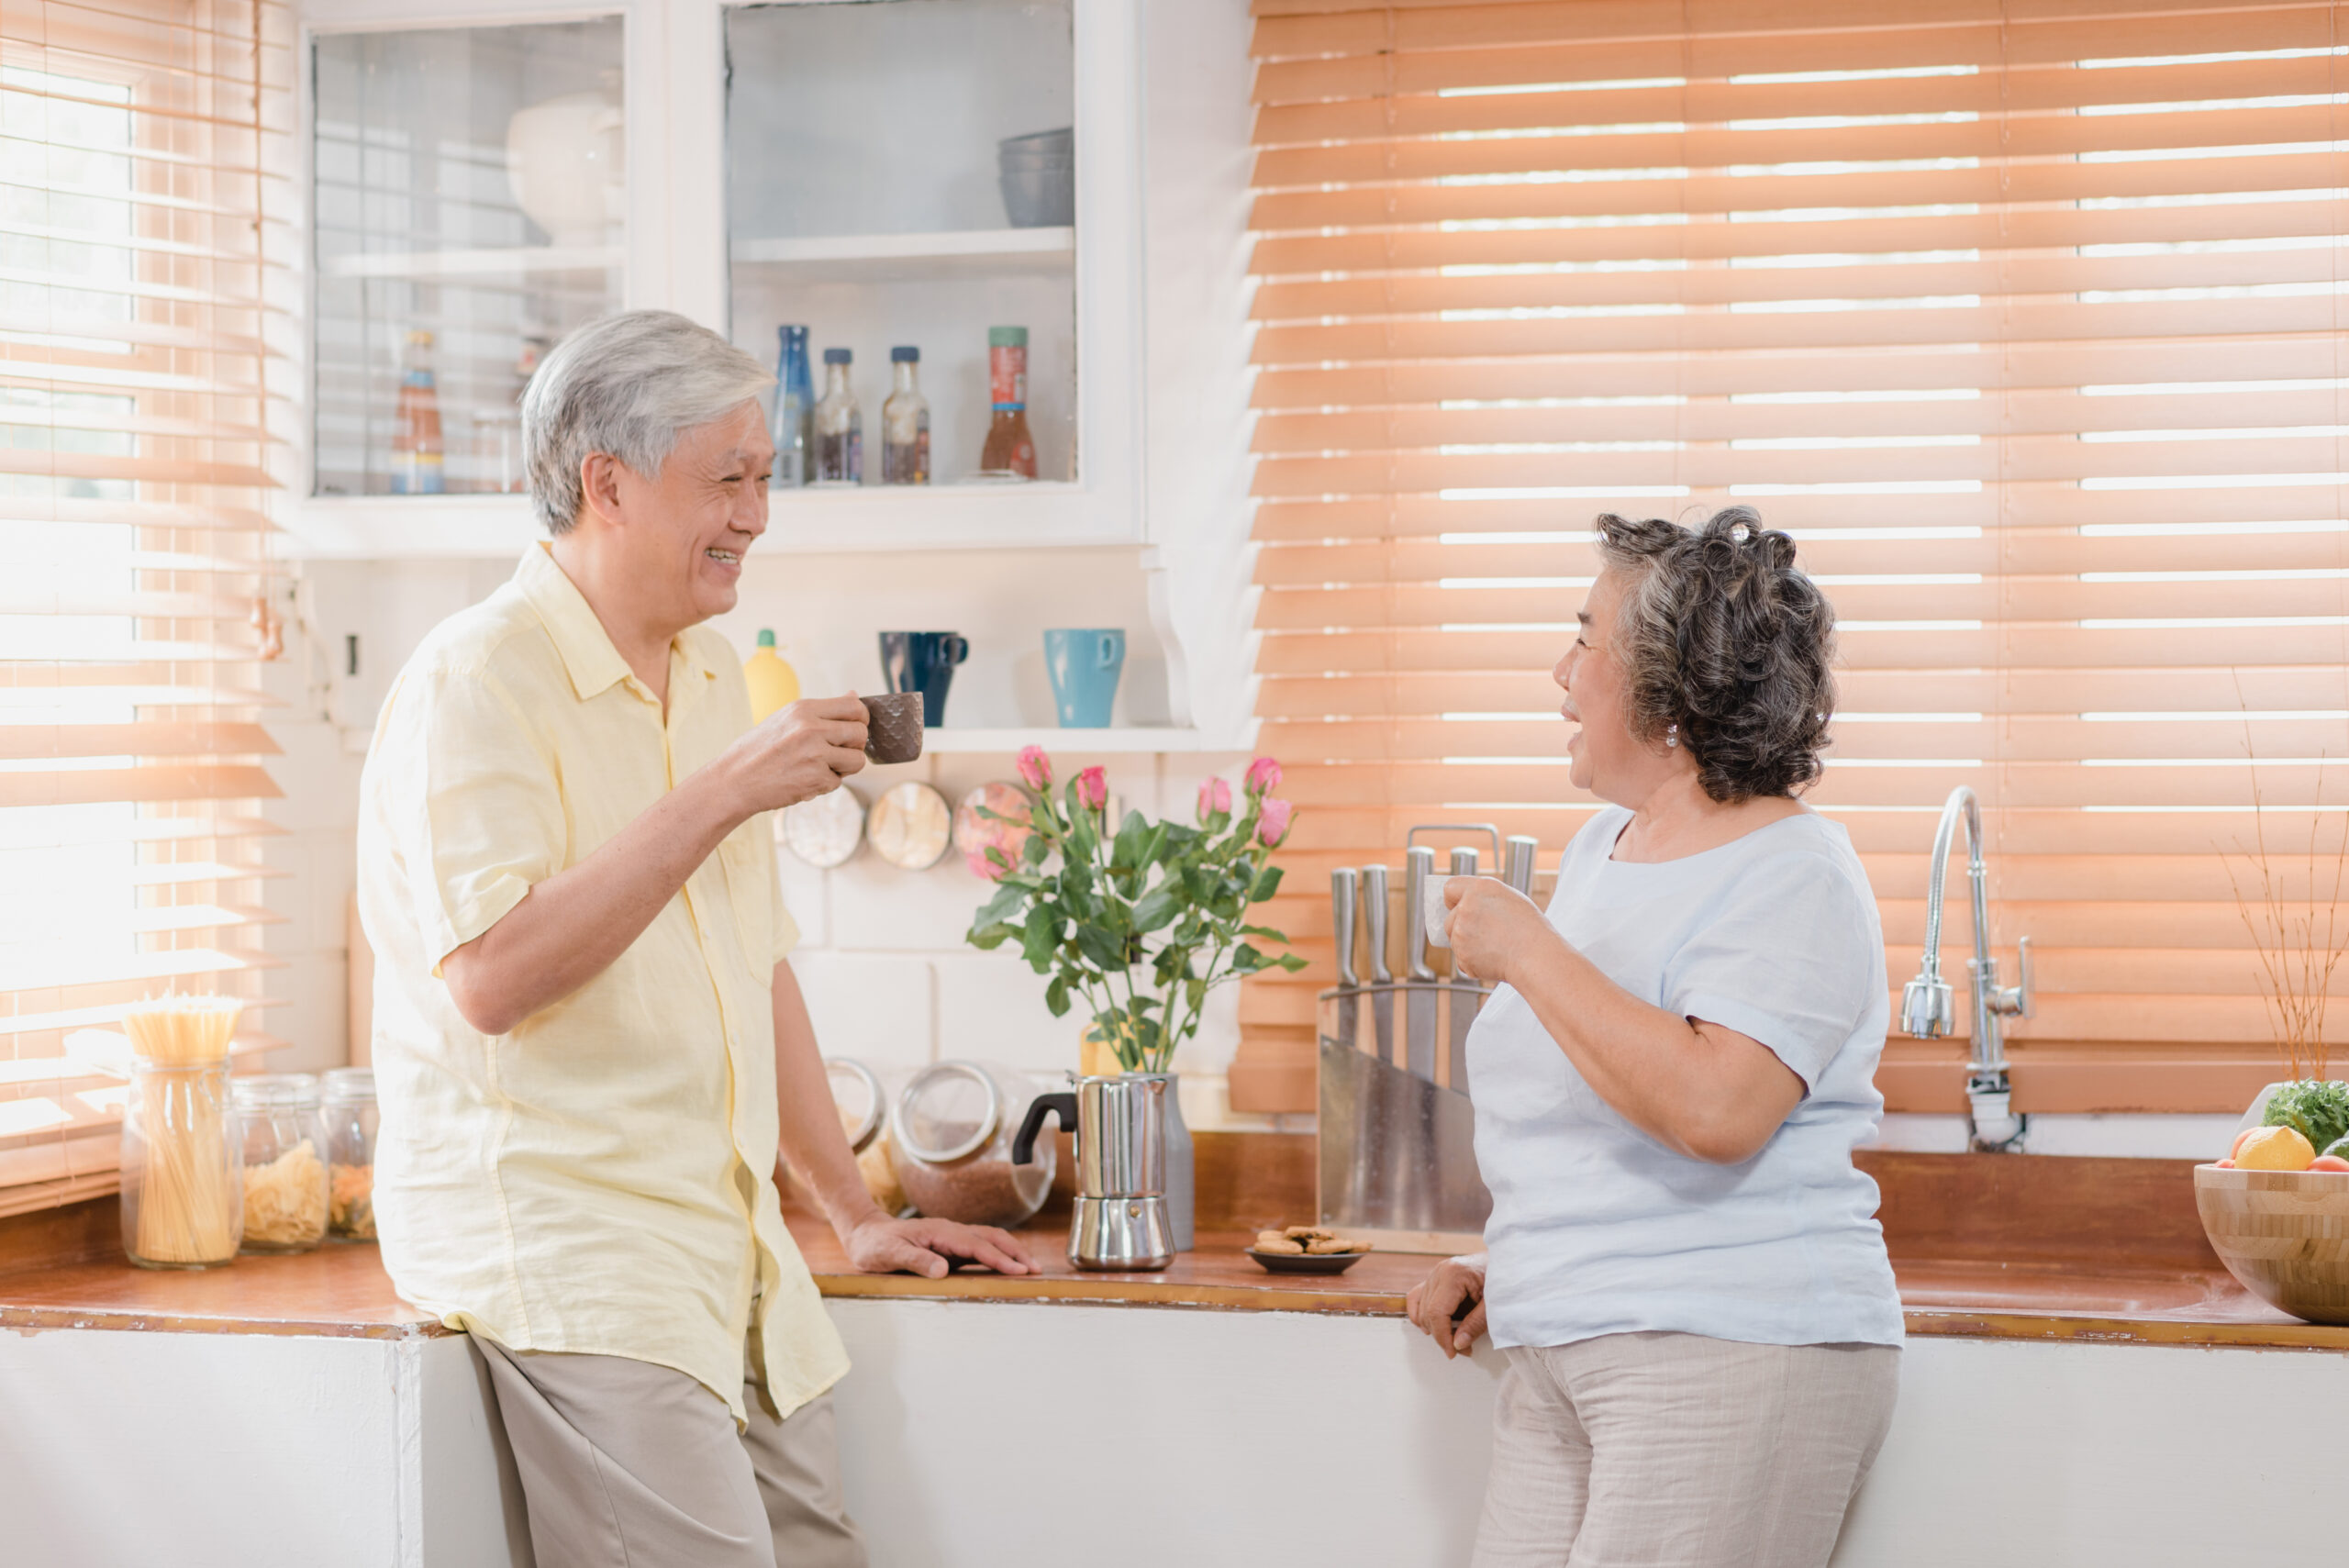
left=881, top=345, right=930, bottom=485
left=812, top=346, right=862, bottom=486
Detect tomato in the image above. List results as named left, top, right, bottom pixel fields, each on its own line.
left=2232, top=1127, right=2259, bottom=1160
left=2310, top=1155, right=2349, bottom=1173
left=2216, top=1158, right=2236, bottom=1168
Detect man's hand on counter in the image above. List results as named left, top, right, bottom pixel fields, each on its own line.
left=841, top=1212, right=1037, bottom=1279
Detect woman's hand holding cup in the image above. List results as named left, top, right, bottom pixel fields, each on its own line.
left=1442, top=875, right=1549, bottom=985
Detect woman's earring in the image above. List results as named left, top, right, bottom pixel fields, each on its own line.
left=1666, top=723, right=1679, bottom=749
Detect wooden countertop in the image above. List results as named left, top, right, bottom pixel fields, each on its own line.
left=3, top=1212, right=2343, bottom=1354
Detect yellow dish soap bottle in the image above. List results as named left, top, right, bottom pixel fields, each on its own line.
left=744, top=629, right=801, bottom=722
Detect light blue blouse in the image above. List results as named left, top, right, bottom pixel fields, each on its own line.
left=1468, top=806, right=1905, bottom=1351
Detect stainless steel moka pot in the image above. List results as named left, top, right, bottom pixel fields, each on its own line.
left=1012, top=1073, right=1174, bottom=1272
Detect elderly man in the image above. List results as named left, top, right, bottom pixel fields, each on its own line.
left=357, top=310, right=1032, bottom=1568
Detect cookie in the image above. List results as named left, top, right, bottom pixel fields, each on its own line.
left=1254, top=1237, right=1307, bottom=1255
left=1283, top=1224, right=1334, bottom=1240
left=1306, top=1237, right=1358, bottom=1255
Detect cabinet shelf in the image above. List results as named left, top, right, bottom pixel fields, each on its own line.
left=920, top=728, right=1241, bottom=755
left=323, top=243, right=623, bottom=281
left=731, top=227, right=1073, bottom=282
left=278, top=488, right=1141, bottom=560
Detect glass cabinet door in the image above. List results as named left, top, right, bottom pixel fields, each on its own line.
left=311, top=20, right=625, bottom=499
left=726, top=0, right=1077, bottom=493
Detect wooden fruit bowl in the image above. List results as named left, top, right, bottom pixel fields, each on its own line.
left=2195, top=1164, right=2349, bottom=1325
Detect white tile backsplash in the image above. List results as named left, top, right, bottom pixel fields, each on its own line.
left=789, top=951, right=937, bottom=1072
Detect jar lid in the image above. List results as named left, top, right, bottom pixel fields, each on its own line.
left=323, top=1066, right=375, bottom=1102
left=825, top=1058, right=884, bottom=1152
left=894, top=1061, right=1003, bottom=1164
left=232, top=1073, right=320, bottom=1109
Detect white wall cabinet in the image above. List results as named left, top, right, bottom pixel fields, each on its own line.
left=283, top=0, right=1257, bottom=744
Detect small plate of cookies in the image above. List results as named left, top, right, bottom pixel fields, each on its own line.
left=1246, top=1225, right=1372, bottom=1274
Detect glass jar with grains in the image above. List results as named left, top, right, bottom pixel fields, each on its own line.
left=234, top=1074, right=329, bottom=1253
left=890, top=1060, right=1055, bottom=1229
left=322, top=1066, right=378, bottom=1241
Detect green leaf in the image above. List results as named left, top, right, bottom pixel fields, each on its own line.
left=1074, top=920, right=1125, bottom=970
left=1251, top=864, right=1285, bottom=901
left=1276, top=953, right=1310, bottom=973
left=975, top=884, right=1026, bottom=926
left=966, top=920, right=1016, bottom=951
left=1045, top=974, right=1071, bottom=1018
left=1020, top=914, right=1060, bottom=972
left=1131, top=883, right=1184, bottom=934
left=1023, top=833, right=1050, bottom=866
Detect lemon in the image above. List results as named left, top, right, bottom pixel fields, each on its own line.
left=2237, top=1125, right=2317, bottom=1172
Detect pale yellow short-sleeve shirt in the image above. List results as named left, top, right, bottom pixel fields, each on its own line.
left=356, top=543, right=847, bottom=1423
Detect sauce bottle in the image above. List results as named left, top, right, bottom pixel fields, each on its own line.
left=812, top=348, right=862, bottom=486
left=743, top=629, right=801, bottom=722
left=979, top=326, right=1036, bottom=480
left=391, top=328, right=443, bottom=495
left=882, top=346, right=930, bottom=485
left=772, top=325, right=812, bottom=487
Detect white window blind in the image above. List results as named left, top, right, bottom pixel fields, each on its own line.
left=1232, top=0, right=2349, bottom=1116
left=0, top=0, right=293, bottom=1216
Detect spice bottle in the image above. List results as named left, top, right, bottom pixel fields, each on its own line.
left=979, top=326, right=1037, bottom=480
left=234, top=1074, right=329, bottom=1254
left=773, top=325, right=813, bottom=487
left=392, top=328, right=444, bottom=495
left=881, top=346, right=930, bottom=485
left=813, top=347, right=862, bottom=486
left=322, top=1066, right=379, bottom=1242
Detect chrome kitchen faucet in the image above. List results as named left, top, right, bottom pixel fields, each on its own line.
left=1901, top=784, right=2034, bottom=1152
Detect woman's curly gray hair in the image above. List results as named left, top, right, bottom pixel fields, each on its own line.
left=1593, top=506, right=1835, bottom=804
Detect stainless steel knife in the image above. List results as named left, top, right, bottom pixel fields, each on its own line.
left=1330, top=867, right=1360, bottom=1056
left=1404, top=846, right=1438, bottom=1082
left=1362, top=863, right=1393, bottom=1064
left=1447, top=846, right=1480, bottom=1094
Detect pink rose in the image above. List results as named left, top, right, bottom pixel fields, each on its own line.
left=1197, top=777, right=1232, bottom=822
left=1244, top=756, right=1283, bottom=795
left=966, top=845, right=1007, bottom=881
left=1016, top=744, right=1053, bottom=793
left=1075, top=765, right=1109, bottom=812
left=1256, top=797, right=1294, bottom=848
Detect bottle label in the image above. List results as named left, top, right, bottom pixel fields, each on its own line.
left=989, top=346, right=1027, bottom=410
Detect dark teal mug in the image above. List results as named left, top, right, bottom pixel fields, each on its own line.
left=878, top=631, right=969, bottom=727
left=1044, top=628, right=1125, bottom=728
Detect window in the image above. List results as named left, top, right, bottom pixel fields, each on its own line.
left=1233, top=0, right=2349, bottom=1114
left=0, top=2, right=292, bottom=1215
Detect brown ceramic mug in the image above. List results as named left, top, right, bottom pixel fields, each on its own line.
left=863, top=691, right=925, bottom=764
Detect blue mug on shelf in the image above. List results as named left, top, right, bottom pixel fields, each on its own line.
left=1044, top=628, right=1125, bottom=728
left=878, top=631, right=969, bottom=727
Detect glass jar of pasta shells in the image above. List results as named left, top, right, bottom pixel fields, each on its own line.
left=322, top=1067, right=379, bottom=1242
left=233, top=1074, right=329, bottom=1254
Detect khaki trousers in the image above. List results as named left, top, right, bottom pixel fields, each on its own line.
left=1471, top=1331, right=1898, bottom=1568
left=475, top=1336, right=868, bottom=1568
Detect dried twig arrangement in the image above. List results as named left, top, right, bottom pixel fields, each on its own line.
left=2222, top=706, right=2349, bottom=1082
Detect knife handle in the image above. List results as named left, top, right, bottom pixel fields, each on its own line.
left=1503, top=835, right=1540, bottom=896
left=1404, top=847, right=1436, bottom=982
left=1330, top=868, right=1360, bottom=989
left=1361, top=864, right=1392, bottom=984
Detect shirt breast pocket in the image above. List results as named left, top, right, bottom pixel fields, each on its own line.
left=717, top=827, right=774, bottom=970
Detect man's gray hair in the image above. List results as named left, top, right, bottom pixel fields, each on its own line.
left=521, top=310, right=774, bottom=536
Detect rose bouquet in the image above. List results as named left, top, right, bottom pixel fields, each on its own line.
left=963, top=749, right=1308, bottom=1073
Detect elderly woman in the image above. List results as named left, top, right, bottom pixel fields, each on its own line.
left=1409, top=507, right=1902, bottom=1568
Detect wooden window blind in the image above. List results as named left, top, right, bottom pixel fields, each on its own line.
left=0, top=0, right=293, bottom=1216
left=1232, top=0, right=2349, bottom=1116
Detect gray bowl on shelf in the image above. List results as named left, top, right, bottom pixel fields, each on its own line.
left=999, top=128, right=1074, bottom=228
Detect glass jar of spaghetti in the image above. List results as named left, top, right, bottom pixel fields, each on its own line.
left=234, top=1074, right=329, bottom=1254
left=120, top=1058, right=242, bottom=1269
left=322, top=1067, right=379, bottom=1241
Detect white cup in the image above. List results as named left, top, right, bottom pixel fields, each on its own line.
left=1422, top=873, right=1457, bottom=949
